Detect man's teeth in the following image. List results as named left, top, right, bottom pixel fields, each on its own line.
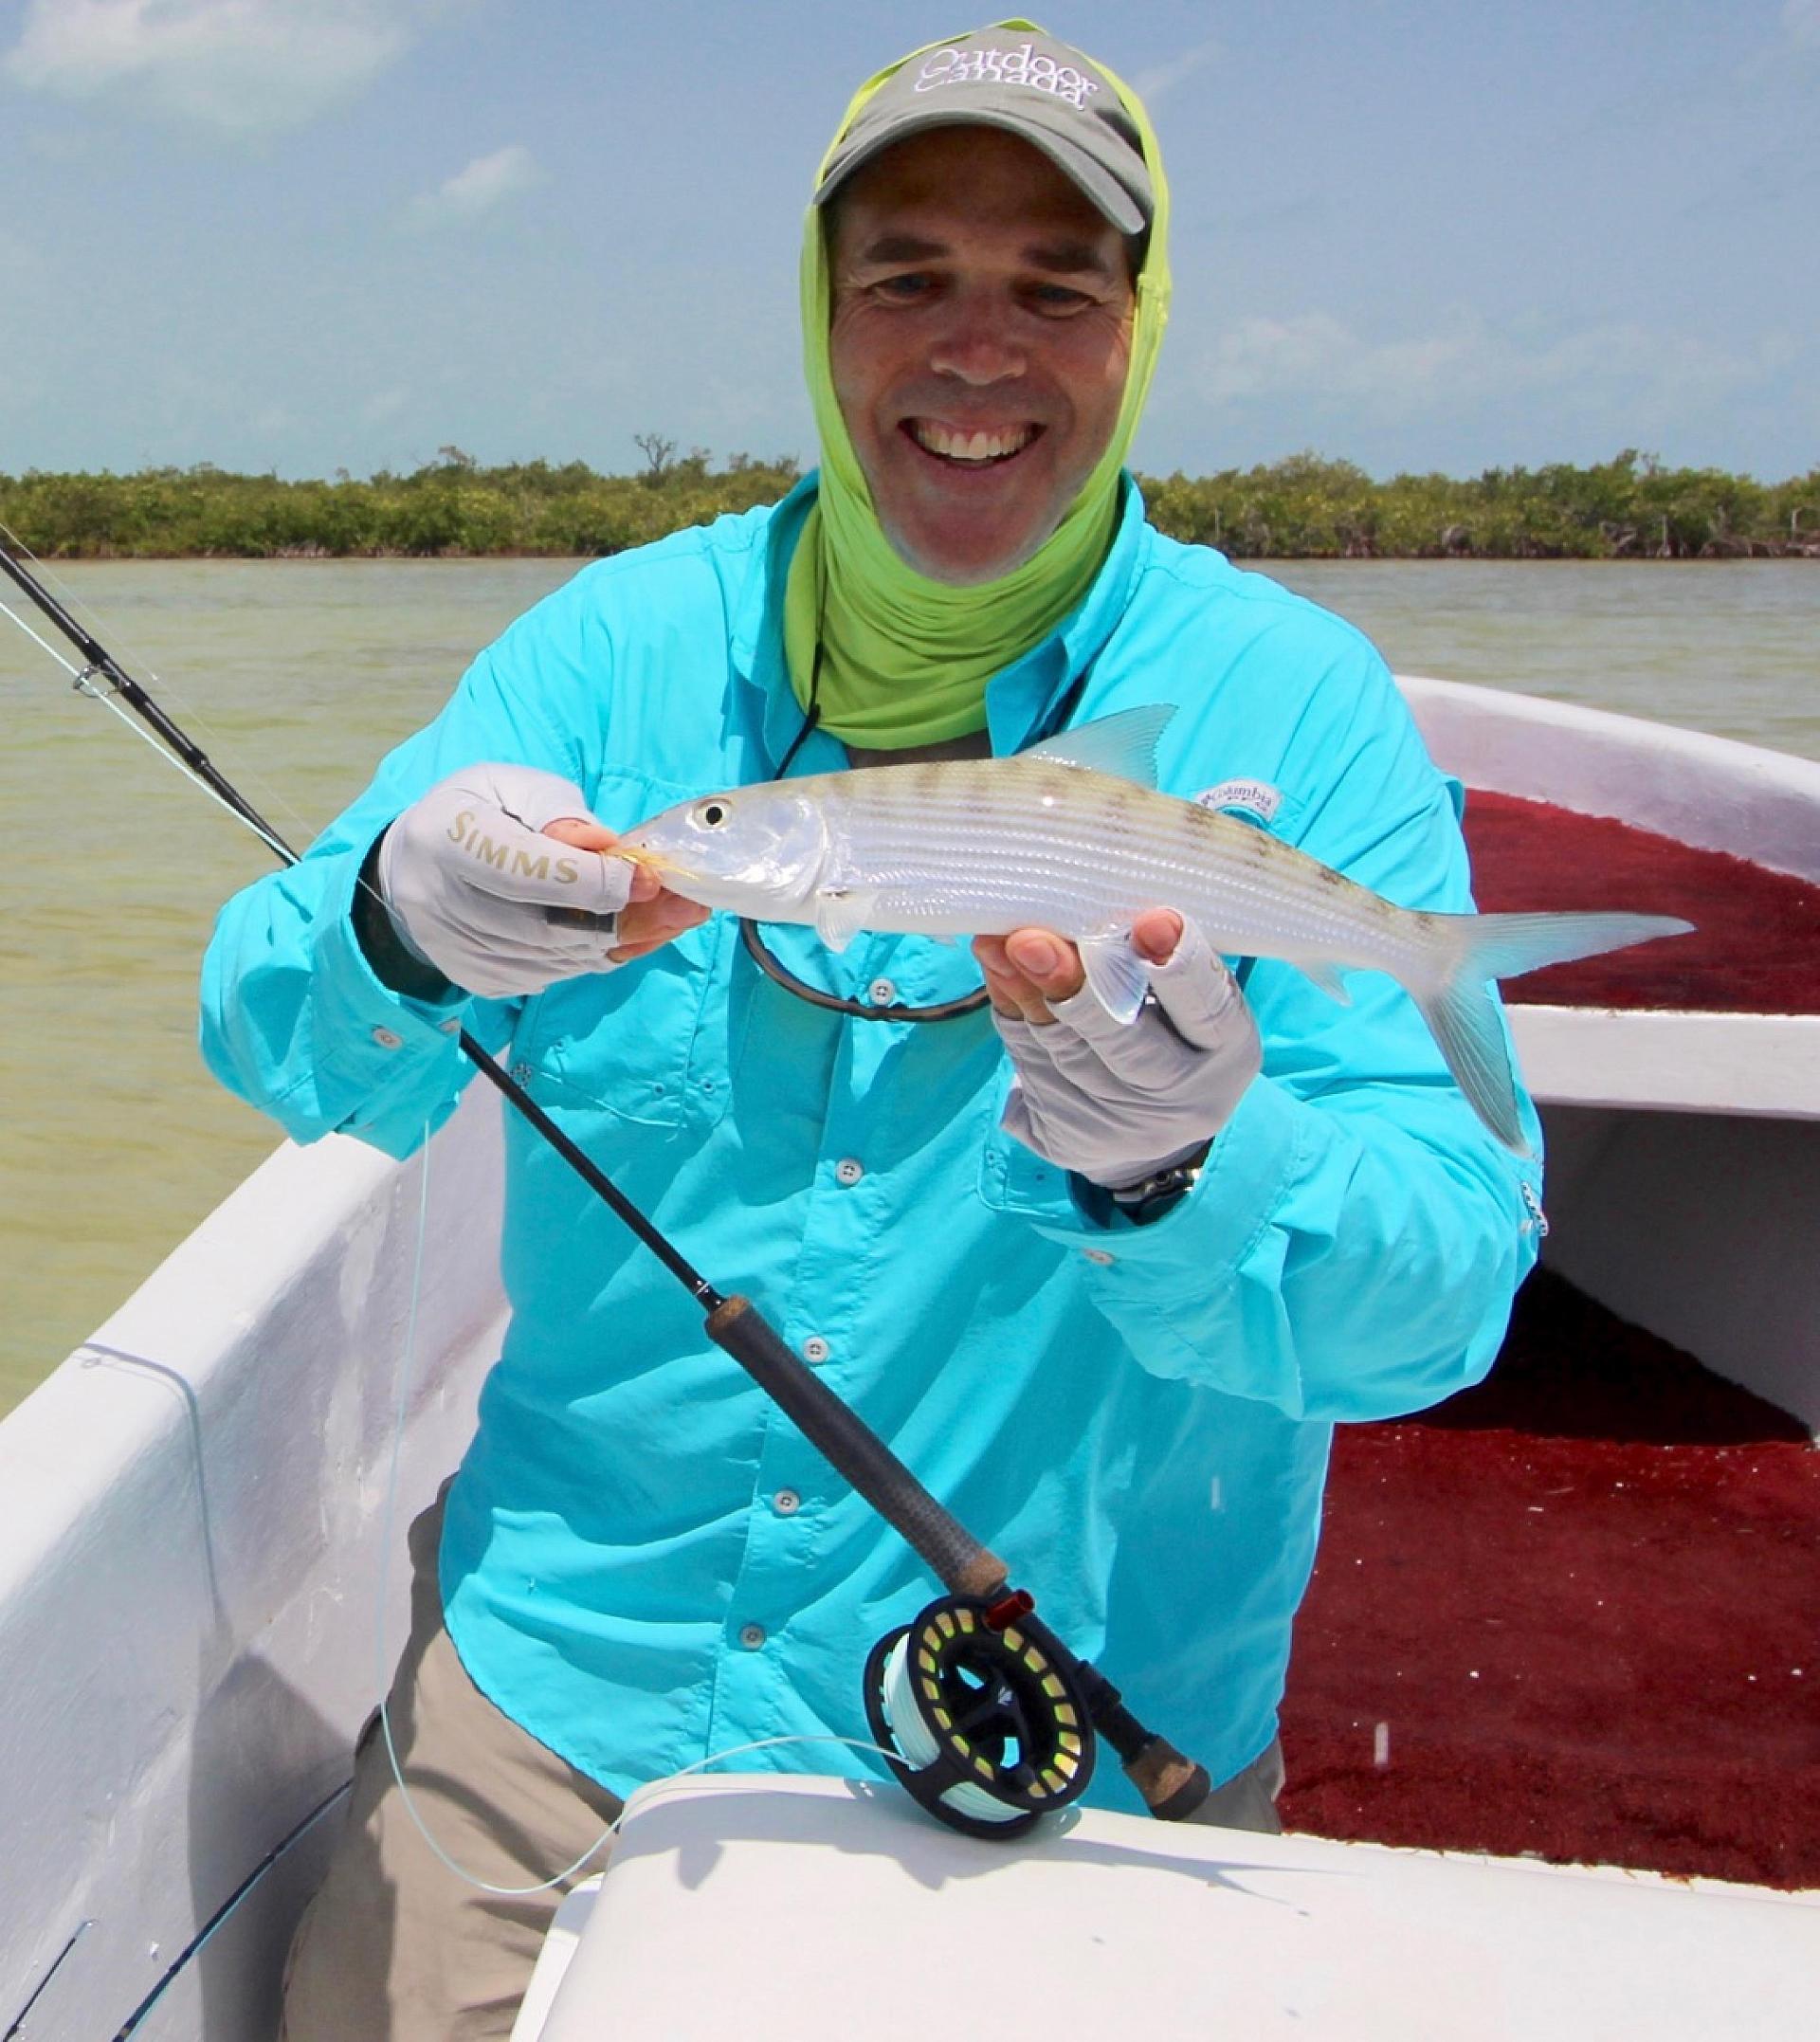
left=911, top=422, right=1036, bottom=464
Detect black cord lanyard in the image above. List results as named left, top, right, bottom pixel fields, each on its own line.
left=737, top=643, right=1092, bottom=1026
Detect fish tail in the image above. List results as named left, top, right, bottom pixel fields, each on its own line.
left=1409, top=910, right=1694, bottom=1153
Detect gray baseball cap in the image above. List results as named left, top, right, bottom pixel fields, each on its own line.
left=815, top=22, right=1153, bottom=235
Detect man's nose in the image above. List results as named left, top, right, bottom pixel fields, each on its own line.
left=928, top=293, right=1026, bottom=385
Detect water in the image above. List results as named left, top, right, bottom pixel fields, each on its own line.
left=2, top=557, right=1815, bottom=1414
left=1276, top=560, right=1820, bottom=762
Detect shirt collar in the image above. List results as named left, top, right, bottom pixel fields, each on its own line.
left=731, top=470, right=1149, bottom=770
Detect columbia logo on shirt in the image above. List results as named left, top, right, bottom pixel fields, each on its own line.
left=1192, top=779, right=1284, bottom=826
left=914, top=43, right=1101, bottom=109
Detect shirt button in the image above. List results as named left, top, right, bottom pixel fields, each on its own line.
left=867, top=977, right=897, bottom=1007
left=773, top=1489, right=801, bottom=1516
left=1083, top=1247, right=1116, bottom=1266
left=439, top=1019, right=461, bottom=1035
left=834, top=1158, right=864, bottom=1187
left=738, top=1622, right=767, bottom=1650
left=802, top=1336, right=830, bottom=1364
left=372, top=1026, right=403, bottom=1049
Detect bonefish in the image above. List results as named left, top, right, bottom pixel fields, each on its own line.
left=623, top=705, right=1692, bottom=1153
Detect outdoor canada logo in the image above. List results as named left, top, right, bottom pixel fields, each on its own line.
left=915, top=42, right=1101, bottom=109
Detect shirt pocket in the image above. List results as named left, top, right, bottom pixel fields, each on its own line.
left=505, top=767, right=746, bottom=1134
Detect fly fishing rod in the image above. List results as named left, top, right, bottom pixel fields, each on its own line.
left=1, top=536, right=1215, bottom=1836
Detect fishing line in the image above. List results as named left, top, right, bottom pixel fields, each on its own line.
left=365, top=1121, right=611, bottom=1898
left=106, top=1784, right=351, bottom=2041
left=1, top=584, right=290, bottom=858
left=0, top=519, right=169, bottom=673
left=79, top=668, right=299, bottom=866
left=0, top=592, right=82, bottom=675
left=875, top=1636, right=1027, bottom=1827
left=0, top=516, right=330, bottom=861
left=369, top=1126, right=910, bottom=1896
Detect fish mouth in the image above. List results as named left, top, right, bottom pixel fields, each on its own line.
left=611, top=837, right=773, bottom=908
left=902, top=418, right=1043, bottom=468
left=613, top=843, right=676, bottom=877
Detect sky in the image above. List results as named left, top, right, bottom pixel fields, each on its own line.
left=1, top=0, right=1814, bottom=483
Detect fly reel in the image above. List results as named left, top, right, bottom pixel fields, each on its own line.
left=863, top=1593, right=1098, bottom=1839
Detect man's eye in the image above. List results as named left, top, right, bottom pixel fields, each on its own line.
left=1028, top=283, right=1092, bottom=314
left=874, top=273, right=935, bottom=301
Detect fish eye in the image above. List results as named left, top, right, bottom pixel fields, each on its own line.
left=693, top=798, right=733, bottom=830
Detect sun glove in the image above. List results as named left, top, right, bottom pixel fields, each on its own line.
left=374, top=763, right=636, bottom=999
left=994, top=920, right=1263, bottom=1193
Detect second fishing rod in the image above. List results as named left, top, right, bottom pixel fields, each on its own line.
left=0, top=537, right=1214, bottom=1836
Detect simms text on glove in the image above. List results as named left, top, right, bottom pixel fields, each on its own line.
left=374, top=762, right=637, bottom=999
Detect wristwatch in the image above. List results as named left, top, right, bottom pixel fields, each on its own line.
left=1109, top=1143, right=1210, bottom=1226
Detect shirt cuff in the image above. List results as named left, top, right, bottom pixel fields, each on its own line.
left=274, top=855, right=475, bottom=1145
left=976, top=1072, right=1303, bottom=1281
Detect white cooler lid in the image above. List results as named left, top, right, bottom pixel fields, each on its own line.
left=522, top=1774, right=1820, bottom=2041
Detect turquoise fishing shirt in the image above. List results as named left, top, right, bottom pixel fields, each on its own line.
left=201, top=475, right=1543, bottom=1811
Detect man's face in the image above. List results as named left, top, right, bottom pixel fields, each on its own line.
left=828, top=125, right=1137, bottom=587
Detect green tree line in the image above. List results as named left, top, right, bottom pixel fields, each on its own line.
left=3, top=447, right=1815, bottom=560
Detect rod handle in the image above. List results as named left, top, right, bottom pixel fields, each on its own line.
left=1077, top=1662, right=1214, bottom=1823
left=1121, top=1738, right=1213, bottom=1823
left=705, top=1295, right=1007, bottom=1600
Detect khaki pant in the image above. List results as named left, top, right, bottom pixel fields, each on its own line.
left=281, top=1492, right=1283, bottom=2040
left=280, top=1493, right=622, bottom=2041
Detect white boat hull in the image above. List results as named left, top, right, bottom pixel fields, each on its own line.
left=0, top=1096, right=506, bottom=2038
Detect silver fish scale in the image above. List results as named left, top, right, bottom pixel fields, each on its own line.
left=812, top=761, right=1420, bottom=969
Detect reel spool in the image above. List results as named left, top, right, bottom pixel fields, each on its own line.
left=863, top=1594, right=1097, bottom=1840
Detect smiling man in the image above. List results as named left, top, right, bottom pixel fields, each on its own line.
left=827, top=125, right=1136, bottom=583
left=204, top=22, right=1544, bottom=2039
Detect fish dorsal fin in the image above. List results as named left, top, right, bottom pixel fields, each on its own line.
left=1021, top=704, right=1176, bottom=787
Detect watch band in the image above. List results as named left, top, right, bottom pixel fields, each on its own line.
left=1109, top=1144, right=1210, bottom=1225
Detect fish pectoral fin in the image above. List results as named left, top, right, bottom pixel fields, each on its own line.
left=1021, top=704, right=1175, bottom=787
left=1078, top=932, right=1151, bottom=1024
left=1301, top=959, right=1355, bottom=1006
left=812, top=886, right=878, bottom=953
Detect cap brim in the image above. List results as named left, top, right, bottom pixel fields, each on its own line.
left=815, top=106, right=1147, bottom=237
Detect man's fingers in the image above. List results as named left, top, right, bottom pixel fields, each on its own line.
left=983, top=971, right=1046, bottom=1025
left=1131, top=908, right=1184, bottom=967
left=544, top=815, right=661, bottom=902
left=981, top=921, right=1240, bottom=1057
left=974, top=937, right=1032, bottom=1021
left=1144, top=918, right=1248, bottom=1050
left=542, top=815, right=612, bottom=849
left=611, top=894, right=708, bottom=960
left=974, top=935, right=1058, bottom=1024
left=1004, top=928, right=1086, bottom=1003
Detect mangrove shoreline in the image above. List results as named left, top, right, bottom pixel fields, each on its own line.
left=3, top=448, right=1816, bottom=562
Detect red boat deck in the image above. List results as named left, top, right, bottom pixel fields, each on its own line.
left=1280, top=1271, right=1820, bottom=1887
left=1461, top=792, right=1820, bottom=1013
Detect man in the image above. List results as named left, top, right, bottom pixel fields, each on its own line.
left=204, top=22, right=1543, bottom=2037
